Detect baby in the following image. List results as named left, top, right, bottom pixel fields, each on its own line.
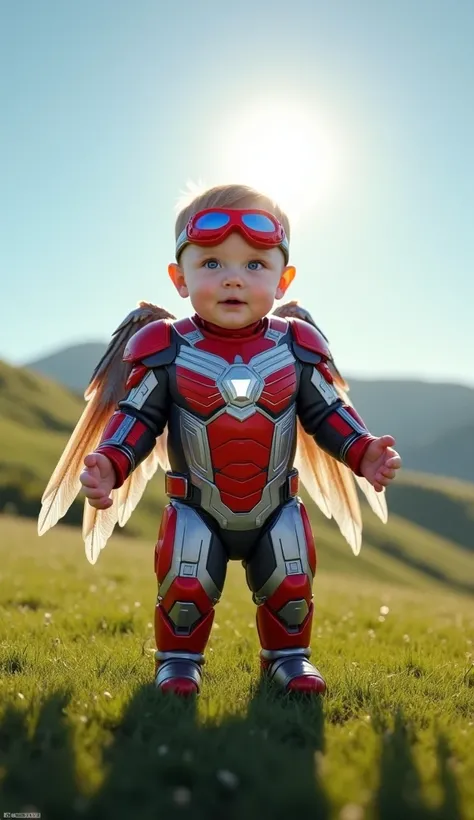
left=45, top=183, right=401, bottom=696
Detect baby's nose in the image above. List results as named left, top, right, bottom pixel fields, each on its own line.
left=223, top=270, right=243, bottom=286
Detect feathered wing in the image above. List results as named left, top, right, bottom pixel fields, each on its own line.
left=272, top=301, right=387, bottom=555
left=38, top=302, right=176, bottom=564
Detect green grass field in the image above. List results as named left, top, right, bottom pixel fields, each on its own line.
left=0, top=515, right=473, bottom=819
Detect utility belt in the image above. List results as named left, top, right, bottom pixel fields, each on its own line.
left=165, top=469, right=299, bottom=503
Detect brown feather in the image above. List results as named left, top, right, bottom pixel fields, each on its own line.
left=38, top=302, right=177, bottom=557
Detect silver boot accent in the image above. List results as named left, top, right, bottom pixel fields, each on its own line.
left=154, top=650, right=204, bottom=692
left=261, top=647, right=325, bottom=691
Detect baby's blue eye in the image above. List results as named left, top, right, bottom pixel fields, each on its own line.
left=204, top=259, right=220, bottom=269
left=248, top=260, right=264, bottom=271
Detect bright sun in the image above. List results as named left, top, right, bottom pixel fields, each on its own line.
left=215, top=99, right=336, bottom=223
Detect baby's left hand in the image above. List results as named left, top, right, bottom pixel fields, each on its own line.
left=360, top=435, right=401, bottom=492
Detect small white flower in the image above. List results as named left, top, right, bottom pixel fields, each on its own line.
left=217, top=769, right=239, bottom=789
left=103, top=691, right=113, bottom=699
left=403, top=634, right=411, bottom=643
left=380, top=605, right=390, bottom=615
left=17, top=692, right=25, bottom=700
left=134, top=601, right=141, bottom=608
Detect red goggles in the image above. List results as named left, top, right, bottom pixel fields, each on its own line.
left=175, top=208, right=289, bottom=263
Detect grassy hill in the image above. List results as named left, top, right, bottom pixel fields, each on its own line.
left=0, top=515, right=473, bottom=819
left=386, top=471, right=474, bottom=552
left=0, top=358, right=84, bottom=430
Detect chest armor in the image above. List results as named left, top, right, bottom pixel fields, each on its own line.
left=170, top=317, right=298, bottom=531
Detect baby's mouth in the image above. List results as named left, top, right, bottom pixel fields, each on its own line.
left=220, top=298, right=245, bottom=305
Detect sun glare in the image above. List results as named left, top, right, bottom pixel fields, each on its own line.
left=215, top=99, right=337, bottom=223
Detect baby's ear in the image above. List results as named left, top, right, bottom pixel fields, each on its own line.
left=275, top=265, right=296, bottom=299
left=168, top=263, right=189, bottom=298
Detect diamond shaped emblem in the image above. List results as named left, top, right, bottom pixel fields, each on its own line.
left=230, top=378, right=252, bottom=400
left=217, top=360, right=264, bottom=408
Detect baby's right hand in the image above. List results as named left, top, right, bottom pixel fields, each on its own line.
left=80, top=453, right=116, bottom=510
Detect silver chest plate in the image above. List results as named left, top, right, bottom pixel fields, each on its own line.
left=175, top=344, right=295, bottom=421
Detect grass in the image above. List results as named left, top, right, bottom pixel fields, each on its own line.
left=0, top=515, right=473, bottom=819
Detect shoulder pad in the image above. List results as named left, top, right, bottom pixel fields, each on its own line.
left=123, top=319, right=172, bottom=363
left=267, top=315, right=289, bottom=335
left=289, top=317, right=332, bottom=360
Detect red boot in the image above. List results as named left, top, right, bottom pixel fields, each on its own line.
left=261, top=648, right=326, bottom=694
left=246, top=500, right=326, bottom=695
left=153, top=502, right=227, bottom=697
left=154, top=650, right=204, bottom=696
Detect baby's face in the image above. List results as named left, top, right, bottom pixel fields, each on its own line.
left=169, top=232, right=295, bottom=329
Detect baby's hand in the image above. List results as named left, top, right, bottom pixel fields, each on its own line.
left=359, top=435, right=401, bottom=492
left=80, top=453, right=116, bottom=509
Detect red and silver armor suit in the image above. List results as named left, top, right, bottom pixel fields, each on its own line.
left=92, top=312, right=376, bottom=696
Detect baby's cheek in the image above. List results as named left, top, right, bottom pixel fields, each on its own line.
left=251, top=281, right=278, bottom=302
left=190, top=281, right=215, bottom=301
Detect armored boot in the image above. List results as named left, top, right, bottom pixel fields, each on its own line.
left=246, top=499, right=326, bottom=694
left=154, top=500, right=227, bottom=696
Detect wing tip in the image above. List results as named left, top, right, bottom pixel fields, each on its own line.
left=37, top=509, right=54, bottom=537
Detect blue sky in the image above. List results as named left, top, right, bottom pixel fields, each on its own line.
left=1, top=0, right=473, bottom=385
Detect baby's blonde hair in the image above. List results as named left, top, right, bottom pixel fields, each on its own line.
left=174, top=183, right=291, bottom=241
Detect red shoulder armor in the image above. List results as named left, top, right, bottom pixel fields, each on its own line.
left=289, top=317, right=332, bottom=360
left=123, top=319, right=172, bottom=363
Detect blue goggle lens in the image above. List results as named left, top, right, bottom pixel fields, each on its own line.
left=194, top=212, right=230, bottom=229
left=241, top=213, right=276, bottom=232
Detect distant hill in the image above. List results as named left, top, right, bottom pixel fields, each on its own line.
left=26, top=342, right=105, bottom=398
left=402, top=424, right=474, bottom=483
left=24, top=341, right=474, bottom=483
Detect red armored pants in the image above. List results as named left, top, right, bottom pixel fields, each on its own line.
left=154, top=499, right=325, bottom=694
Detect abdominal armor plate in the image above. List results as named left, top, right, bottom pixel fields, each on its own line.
left=179, top=405, right=295, bottom=530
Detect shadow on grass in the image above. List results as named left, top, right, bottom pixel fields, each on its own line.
left=373, top=708, right=462, bottom=820
left=0, top=682, right=326, bottom=820
left=0, top=689, right=462, bottom=820
left=0, top=691, right=78, bottom=818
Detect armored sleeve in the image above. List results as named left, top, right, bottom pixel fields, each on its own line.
left=95, top=364, right=170, bottom=489
left=297, top=361, right=376, bottom=476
